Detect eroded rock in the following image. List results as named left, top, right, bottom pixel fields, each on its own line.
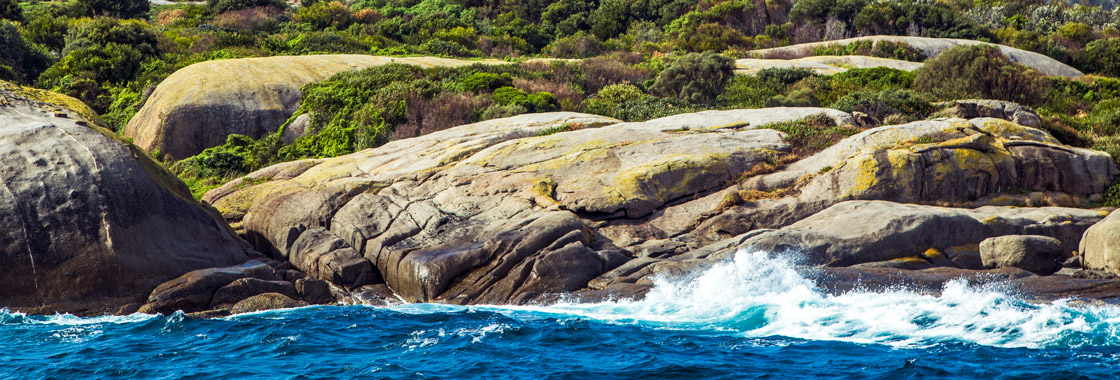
left=979, top=235, right=1065, bottom=275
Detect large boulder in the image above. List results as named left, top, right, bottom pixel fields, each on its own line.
left=979, top=235, right=1064, bottom=275
left=0, top=81, right=256, bottom=315
left=750, top=36, right=1084, bottom=77
left=204, top=109, right=851, bottom=304
left=138, top=260, right=279, bottom=314
left=1081, top=211, right=1120, bottom=275
left=123, top=55, right=503, bottom=159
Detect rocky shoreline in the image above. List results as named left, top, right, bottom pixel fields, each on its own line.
left=5, top=78, right=1120, bottom=317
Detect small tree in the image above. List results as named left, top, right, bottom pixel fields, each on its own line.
left=649, top=51, right=734, bottom=104
left=79, top=0, right=149, bottom=19
left=913, top=44, right=1048, bottom=106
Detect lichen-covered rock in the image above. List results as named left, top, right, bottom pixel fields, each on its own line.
left=749, top=35, right=1084, bottom=77
left=206, top=109, right=847, bottom=304
left=980, top=235, right=1065, bottom=275
left=123, top=55, right=504, bottom=159
left=0, top=81, right=256, bottom=316
left=696, top=118, right=1117, bottom=242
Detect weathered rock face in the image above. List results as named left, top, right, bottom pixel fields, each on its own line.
left=695, top=117, right=1117, bottom=243
left=980, top=235, right=1065, bottom=275
left=0, top=81, right=256, bottom=315
left=1081, top=211, right=1120, bottom=275
left=205, top=109, right=851, bottom=304
left=124, top=55, right=503, bottom=160
left=211, top=106, right=1119, bottom=307
left=749, top=35, right=1084, bottom=77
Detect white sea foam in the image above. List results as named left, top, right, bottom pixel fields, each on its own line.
left=500, top=250, right=1120, bottom=349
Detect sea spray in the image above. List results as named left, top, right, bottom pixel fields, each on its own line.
left=506, top=249, right=1120, bottom=349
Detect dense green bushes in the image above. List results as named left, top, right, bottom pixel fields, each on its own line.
left=650, top=52, right=734, bottom=104
left=80, top=0, right=148, bottom=19
left=913, top=45, right=1049, bottom=106
left=0, top=21, right=50, bottom=84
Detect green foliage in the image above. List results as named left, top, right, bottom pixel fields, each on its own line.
left=830, top=67, right=915, bottom=90
left=583, top=83, right=646, bottom=116
left=913, top=44, right=1049, bottom=106
left=207, top=0, right=286, bottom=14
left=758, top=113, right=860, bottom=154
left=461, top=72, right=512, bottom=92
left=0, top=20, right=51, bottom=84
left=649, top=51, right=734, bottom=104
left=809, top=40, right=924, bottom=61
left=1086, top=38, right=1120, bottom=77
left=0, top=0, right=21, bottom=22
left=757, top=67, right=816, bottom=85
left=38, top=43, right=145, bottom=111
left=831, top=89, right=934, bottom=123
left=294, top=1, right=355, bottom=30
left=80, top=0, right=149, bottom=19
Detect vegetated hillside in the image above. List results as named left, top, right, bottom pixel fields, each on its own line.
left=4, top=0, right=1120, bottom=199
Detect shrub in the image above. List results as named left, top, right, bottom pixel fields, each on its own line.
left=1086, top=38, right=1120, bottom=77
left=38, top=43, right=145, bottom=111
left=294, top=1, right=354, bottom=30
left=913, top=45, right=1049, bottom=106
left=649, top=51, right=734, bottom=104
left=207, top=0, right=286, bottom=14
left=0, top=0, right=21, bottom=21
left=63, top=18, right=160, bottom=58
left=462, top=72, right=512, bottom=92
left=611, top=96, right=700, bottom=122
left=481, top=103, right=528, bottom=120
left=0, top=20, right=51, bottom=84
left=830, top=67, right=914, bottom=91
left=831, top=89, right=934, bottom=123
left=757, top=113, right=859, bottom=155
left=543, top=32, right=603, bottom=58
left=756, top=67, right=816, bottom=86
left=212, top=7, right=280, bottom=33
left=765, top=88, right=819, bottom=107
left=79, top=0, right=148, bottom=19
left=580, top=57, right=650, bottom=93
left=582, top=83, right=645, bottom=116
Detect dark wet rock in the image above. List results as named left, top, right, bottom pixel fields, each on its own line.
left=230, top=293, right=308, bottom=314
left=138, top=261, right=278, bottom=314
left=295, top=279, right=335, bottom=305
left=211, top=278, right=300, bottom=307
left=980, top=235, right=1065, bottom=275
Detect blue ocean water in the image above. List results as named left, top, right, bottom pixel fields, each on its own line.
left=5, top=251, right=1120, bottom=379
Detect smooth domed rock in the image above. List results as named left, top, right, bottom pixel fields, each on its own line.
left=123, top=55, right=504, bottom=159
left=0, top=81, right=256, bottom=316
left=1081, top=211, right=1120, bottom=275
left=980, top=235, right=1064, bottom=275
left=750, top=35, right=1084, bottom=77
left=230, top=293, right=308, bottom=314
left=138, top=261, right=278, bottom=314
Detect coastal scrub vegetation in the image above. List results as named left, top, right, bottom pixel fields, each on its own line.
left=2, top=0, right=1120, bottom=199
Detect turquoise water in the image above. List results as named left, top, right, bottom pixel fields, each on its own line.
left=4, top=252, right=1120, bottom=379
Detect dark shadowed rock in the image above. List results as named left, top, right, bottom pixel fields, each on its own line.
left=295, top=279, right=335, bottom=305
left=980, top=235, right=1065, bottom=275
left=211, top=277, right=300, bottom=307
left=138, top=261, right=278, bottom=314
left=230, top=293, right=308, bottom=314
left=0, top=81, right=256, bottom=316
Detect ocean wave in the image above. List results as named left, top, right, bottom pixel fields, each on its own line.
left=503, top=250, right=1120, bottom=349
